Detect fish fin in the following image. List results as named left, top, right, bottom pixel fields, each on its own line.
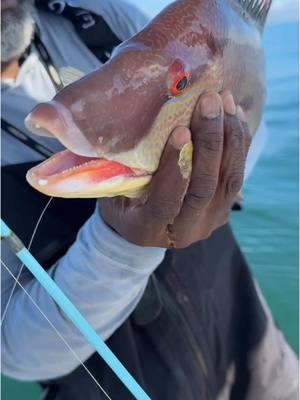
left=234, top=0, right=273, bottom=30
left=178, top=141, right=193, bottom=180
left=59, top=66, right=86, bottom=87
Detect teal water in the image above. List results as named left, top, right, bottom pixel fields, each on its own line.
left=1, top=21, right=299, bottom=399
left=232, top=21, right=299, bottom=352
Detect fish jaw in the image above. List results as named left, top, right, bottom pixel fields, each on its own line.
left=26, top=150, right=151, bottom=198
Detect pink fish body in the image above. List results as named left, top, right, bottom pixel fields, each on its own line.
left=26, top=0, right=272, bottom=198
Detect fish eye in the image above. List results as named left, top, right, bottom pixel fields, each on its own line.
left=171, top=71, right=190, bottom=96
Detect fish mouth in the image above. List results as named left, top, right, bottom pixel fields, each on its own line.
left=25, top=101, right=151, bottom=198
left=26, top=150, right=151, bottom=199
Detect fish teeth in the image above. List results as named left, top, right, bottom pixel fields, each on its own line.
left=62, top=160, right=99, bottom=174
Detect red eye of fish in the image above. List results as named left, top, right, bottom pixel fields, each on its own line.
left=171, top=71, right=190, bottom=96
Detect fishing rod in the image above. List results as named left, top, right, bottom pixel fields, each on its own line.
left=0, top=218, right=151, bottom=400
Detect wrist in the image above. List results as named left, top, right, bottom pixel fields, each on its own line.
left=95, top=205, right=166, bottom=272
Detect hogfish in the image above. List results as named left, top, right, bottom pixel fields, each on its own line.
left=25, top=0, right=272, bottom=198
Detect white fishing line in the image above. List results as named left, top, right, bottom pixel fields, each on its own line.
left=1, top=259, right=113, bottom=400
left=1, top=197, right=53, bottom=325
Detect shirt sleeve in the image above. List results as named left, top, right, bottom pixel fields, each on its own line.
left=1, top=208, right=166, bottom=381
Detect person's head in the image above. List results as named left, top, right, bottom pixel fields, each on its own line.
left=1, top=0, right=35, bottom=63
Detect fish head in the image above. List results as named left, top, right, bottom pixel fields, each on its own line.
left=25, top=0, right=271, bottom=199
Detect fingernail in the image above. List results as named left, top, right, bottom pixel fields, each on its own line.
left=170, top=127, right=191, bottom=150
left=237, top=105, right=246, bottom=122
left=200, top=93, right=221, bottom=119
left=223, top=92, right=236, bottom=115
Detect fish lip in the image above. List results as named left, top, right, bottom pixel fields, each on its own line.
left=25, top=101, right=99, bottom=157
left=24, top=115, right=54, bottom=138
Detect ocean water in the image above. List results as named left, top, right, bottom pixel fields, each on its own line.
left=1, top=21, right=299, bottom=400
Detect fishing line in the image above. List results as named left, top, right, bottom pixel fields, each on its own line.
left=1, top=259, right=113, bottom=400
left=1, top=197, right=53, bottom=326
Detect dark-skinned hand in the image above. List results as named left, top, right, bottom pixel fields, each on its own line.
left=100, top=91, right=251, bottom=249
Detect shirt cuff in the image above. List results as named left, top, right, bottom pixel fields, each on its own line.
left=77, top=206, right=166, bottom=275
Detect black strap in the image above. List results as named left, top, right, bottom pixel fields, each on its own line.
left=1, top=119, right=54, bottom=158
left=33, top=30, right=64, bottom=91
left=36, top=1, right=122, bottom=64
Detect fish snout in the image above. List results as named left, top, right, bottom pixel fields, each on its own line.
left=25, top=101, right=98, bottom=157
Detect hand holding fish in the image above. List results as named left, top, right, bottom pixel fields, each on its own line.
left=100, top=91, right=251, bottom=248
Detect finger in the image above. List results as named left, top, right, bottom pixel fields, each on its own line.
left=218, top=91, right=248, bottom=203
left=167, top=93, right=225, bottom=247
left=142, top=127, right=191, bottom=226
left=101, top=128, right=191, bottom=248
left=180, top=92, right=224, bottom=216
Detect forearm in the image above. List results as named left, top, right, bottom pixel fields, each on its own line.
left=1, top=209, right=165, bottom=381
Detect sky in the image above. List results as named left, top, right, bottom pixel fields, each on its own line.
left=128, top=0, right=299, bottom=24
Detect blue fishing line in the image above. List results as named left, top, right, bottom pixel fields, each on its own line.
left=1, top=219, right=151, bottom=400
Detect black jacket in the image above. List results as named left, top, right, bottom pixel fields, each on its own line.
left=2, top=162, right=268, bottom=400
